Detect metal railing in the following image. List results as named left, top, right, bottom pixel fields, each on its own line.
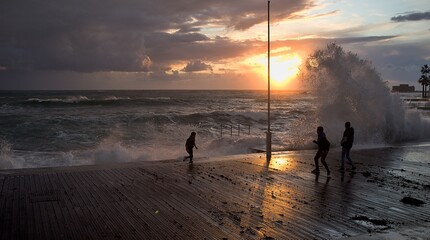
left=220, top=123, right=251, bottom=137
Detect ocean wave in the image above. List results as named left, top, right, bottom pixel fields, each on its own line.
left=0, top=103, right=22, bottom=113
left=0, top=133, right=267, bottom=169
left=301, top=43, right=430, bottom=143
left=177, top=110, right=267, bottom=123
left=27, top=96, right=90, bottom=103
left=6, top=95, right=182, bottom=108
left=0, top=139, right=23, bottom=169
left=103, top=96, right=132, bottom=101
left=12, top=96, right=135, bottom=107
left=145, top=97, right=171, bottom=101
left=26, top=95, right=133, bottom=103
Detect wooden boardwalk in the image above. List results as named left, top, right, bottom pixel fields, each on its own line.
left=1, top=144, right=430, bottom=239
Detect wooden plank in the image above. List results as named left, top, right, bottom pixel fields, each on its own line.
left=56, top=171, right=86, bottom=240
left=77, top=170, right=124, bottom=239
left=0, top=176, right=11, bottom=239
left=46, top=173, right=70, bottom=239
left=10, top=176, right=19, bottom=239
left=17, top=175, right=27, bottom=239
left=36, top=174, right=54, bottom=240
left=64, top=171, right=99, bottom=239
left=124, top=166, right=215, bottom=239
left=94, top=168, right=161, bottom=239
left=28, top=174, right=44, bottom=239
left=24, top=175, right=35, bottom=238
left=40, top=173, right=62, bottom=239
left=0, top=145, right=429, bottom=239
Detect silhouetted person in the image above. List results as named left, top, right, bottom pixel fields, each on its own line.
left=340, top=121, right=356, bottom=171
left=183, top=132, right=198, bottom=163
left=312, top=126, right=331, bottom=176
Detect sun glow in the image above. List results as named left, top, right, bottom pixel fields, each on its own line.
left=246, top=53, right=302, bottom=88
left=270, top=55, right=302, bottom=85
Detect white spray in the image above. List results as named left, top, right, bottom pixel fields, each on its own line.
left=300, top=43, right=430, bottom=145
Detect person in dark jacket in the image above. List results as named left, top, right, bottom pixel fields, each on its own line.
left=183, top=132, right=198, bottom=163
left=340, top=122, right=356, bottom=171
left=312, top=126, right=330, bottom=176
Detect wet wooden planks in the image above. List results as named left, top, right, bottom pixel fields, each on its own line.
left=0, top=145, right=429, bottom=239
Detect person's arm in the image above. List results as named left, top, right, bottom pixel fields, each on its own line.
left=313, top=134, right=321, bottom=144
left=194, top=142, right=198, bottom=149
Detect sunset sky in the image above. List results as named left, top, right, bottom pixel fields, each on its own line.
left=0, top=0, right=429, bottom=90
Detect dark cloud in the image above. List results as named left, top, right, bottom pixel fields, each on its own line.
left=336, top=36, right=398, bottom=43
left=182, top=60, right=213, bottom=73
left=270, top=36, right=398, bottom=56
left=391, top=11, right=430, bottom=22
left=145, top=35, right=257, bottom=67
left=290, top=10, right=339, bottom=20
left=176, top=26, right=202, bottom=34
left=0, top=0, right=312, bottom=73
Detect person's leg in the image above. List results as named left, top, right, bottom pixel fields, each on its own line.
left=313, top=151, right=321, bottom=173
left=346, top=148, right=355, bottom=169
left=189, top=149, right=194, bottom=162
left=320, top=151, right=330, bottom=175
left=340, top=147, right=346, bottom=170
left=184, top=148, right=190, bottom=161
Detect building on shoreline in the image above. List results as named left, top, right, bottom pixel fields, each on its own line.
left=392, top=84, right=415, bottom=92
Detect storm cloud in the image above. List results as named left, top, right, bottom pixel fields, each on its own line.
left=182, top=60, right=213, bottom=73
left=391, top=11, right=430, bottom=22
left=0, top=0, right=312, bottom=73
left=1, top=0, right=428, bottom=90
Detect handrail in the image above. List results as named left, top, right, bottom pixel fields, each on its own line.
left=220, top=123, right=251, bottom=137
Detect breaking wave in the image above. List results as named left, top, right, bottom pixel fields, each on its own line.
left=300, top=43, right=430, bottom=144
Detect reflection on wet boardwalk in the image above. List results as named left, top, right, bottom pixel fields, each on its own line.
left=1, top=145, right=429, bottom=239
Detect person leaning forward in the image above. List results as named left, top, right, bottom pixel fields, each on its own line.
left=183, top=132, right=198, bottom=163
left=312, top=126, right=331, bottom=176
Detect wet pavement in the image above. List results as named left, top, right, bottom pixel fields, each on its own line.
left=0, top=144, right=429, bottom=239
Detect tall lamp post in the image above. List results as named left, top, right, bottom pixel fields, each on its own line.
left=266, top=0, right=272, bottom=160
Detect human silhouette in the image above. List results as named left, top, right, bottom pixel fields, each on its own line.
left=340, top=122, right=355, bottom=171
left=312, top=126, right=331, bottom=176
left=183, top=132, right=198, bottom=163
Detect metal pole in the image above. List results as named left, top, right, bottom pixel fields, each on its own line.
left=266, top=0, right=272, bottom=160
left=238, top=124, right=240, bottom=136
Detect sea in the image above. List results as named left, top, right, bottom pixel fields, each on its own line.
left=1, top=90, right=429, bottom=169
left=0, top=90, right=313, bottom=168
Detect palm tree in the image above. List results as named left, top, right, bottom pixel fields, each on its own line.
left=426, top=80, right=430, bottom=98
left=419, top=64, right=429, bottom=98
left=419, top=75, right=426, bottom=98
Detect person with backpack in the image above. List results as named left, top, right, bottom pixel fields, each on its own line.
left=312, top=126, right=331, bottom=176
left=340, top=121, right=356, bottom=171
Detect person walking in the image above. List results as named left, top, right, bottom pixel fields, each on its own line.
left=183, top=132, right=198, bottom=163
left=312, top=126, right=331, bottom=176
left=340, top=122, right=356, bottom=171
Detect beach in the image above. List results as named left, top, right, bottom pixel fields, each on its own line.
left=1, top=143, right=429, bottom=239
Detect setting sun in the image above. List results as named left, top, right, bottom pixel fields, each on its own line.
left=270, top=55, right=302, bottom=86
left=246, top=53, right=302, bottom=88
